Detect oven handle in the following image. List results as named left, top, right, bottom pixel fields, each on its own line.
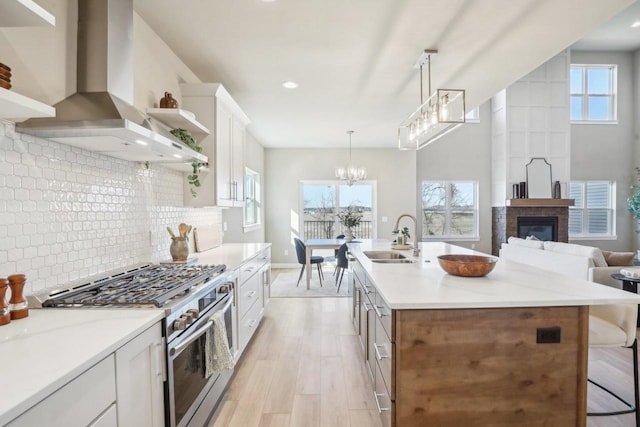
left=168, top=294, right=234, bottom=357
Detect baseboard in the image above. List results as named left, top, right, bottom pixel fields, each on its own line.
left=272, top=263, right=300, bottom=269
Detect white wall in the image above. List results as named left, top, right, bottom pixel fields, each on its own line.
left=265, top=148, right=415, bottom=265
left=416, top=102, right=493, bottom=254
left=570, top=50, right=636, bottom=251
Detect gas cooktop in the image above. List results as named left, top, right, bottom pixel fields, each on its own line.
left=36, top=263, right=227, bottom=308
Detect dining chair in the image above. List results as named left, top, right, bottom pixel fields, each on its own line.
left=335, top=243, right=349, bottom=293
left=587, top=303, right=639, bottom=426
left=294, top=238, right=324, bottom=287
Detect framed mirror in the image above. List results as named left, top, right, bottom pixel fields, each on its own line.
left=526, top=158, right=552, bottom=198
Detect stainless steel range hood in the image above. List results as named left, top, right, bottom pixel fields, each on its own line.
left=17, top=0, right=206, bottom=165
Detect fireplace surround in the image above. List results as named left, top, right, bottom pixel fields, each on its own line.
left=492, top=200, right=572, bottom=256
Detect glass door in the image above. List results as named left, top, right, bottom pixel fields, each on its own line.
left=301, top=181, right=376, bottom=240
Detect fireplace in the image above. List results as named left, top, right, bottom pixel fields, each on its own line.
left=492, top=200, right=572, bottom=255
left=517, top=216, right=558, bottom=241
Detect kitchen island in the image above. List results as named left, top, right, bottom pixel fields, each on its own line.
left=348, top=240, right=640, bottom=427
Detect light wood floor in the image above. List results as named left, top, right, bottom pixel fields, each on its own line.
left=208, top=297, right=640, bottom=427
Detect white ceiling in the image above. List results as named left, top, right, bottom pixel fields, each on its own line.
left=134, top=0, right=637, bottom=149
left=572, top=1, right=640, bottom=51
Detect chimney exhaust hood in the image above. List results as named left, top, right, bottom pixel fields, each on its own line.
left=16, top=0, right=207, bottom=166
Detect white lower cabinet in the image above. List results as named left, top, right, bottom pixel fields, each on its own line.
left=235, top=247, right=271, bottom=354
left=8, top=322, right=165, bottom=427
left=89, top=404, right=117, bottom=427
left=115, top=322, right=165, bottom=427
left=8, top=356, right=117, bottom=427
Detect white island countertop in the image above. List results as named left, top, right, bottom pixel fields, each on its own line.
left=0, top=309, right=164, bottom=426
left=349, top=240, right=640, bottom=310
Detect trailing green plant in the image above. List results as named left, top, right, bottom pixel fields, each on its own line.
left=170, top=128, right=203, bottom=197
left=628, top=167, right=640, bottom=221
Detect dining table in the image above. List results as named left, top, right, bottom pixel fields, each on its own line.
left=304, top=238, right=345, bottom=289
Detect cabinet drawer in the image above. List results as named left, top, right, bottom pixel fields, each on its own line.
left=238, top=297, right=263, bottom=351
left=238, top=257, right=259, bottom=284
left=352, top=260, right=366, bottom=286
left=374, top=360, right=392, bottom=427
left=374, top=316, right=393, bottom=399
left=239, top=272, right=260, bottom=319
left=256, top=248, right=271, bottom=268
left=9, top=355, right=116, bottom=427
left=374, top=292, right=393, bottom=341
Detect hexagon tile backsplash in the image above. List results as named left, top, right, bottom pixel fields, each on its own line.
left=0, top=122, right=222, bottom=295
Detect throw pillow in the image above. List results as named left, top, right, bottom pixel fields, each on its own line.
left=601, top=250, right=635, bottom=266
left=507, top=236, right=544, bottom=249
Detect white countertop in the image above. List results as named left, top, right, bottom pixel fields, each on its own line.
left=190, top=242, right=271, bottom=270
left=349, top=240, right=640, bottom=310
left=0, top=309, right=164, bottom=426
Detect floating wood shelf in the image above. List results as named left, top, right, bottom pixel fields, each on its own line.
left=0, top=0, right=55, bottom=26
left=146, top=108, right=210, bottom=140
left=0, top=87, right=55, bottom=120
left=506, top=198, right=574, bottom=207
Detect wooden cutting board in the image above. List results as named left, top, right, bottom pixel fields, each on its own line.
left=193, top=224, right=223, bottom=252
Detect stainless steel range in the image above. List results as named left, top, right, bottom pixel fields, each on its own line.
left=30, top=262, right=238, bottom=427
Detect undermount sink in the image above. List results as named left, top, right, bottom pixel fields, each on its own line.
left=371, top=259, right=416, bottom=264
left=363, top=251, right=407, bottom=260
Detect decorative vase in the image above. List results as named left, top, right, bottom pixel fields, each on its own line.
left=344, top=228, right=354, bottom=242
left=170, top=236, right=189, bottom=261
left=553, top=181, right=561, bottom=199
left=160, top=92, right=178, bottom=109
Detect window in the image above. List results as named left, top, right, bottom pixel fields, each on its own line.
left=422, top=181, right=478, bottom=239
left=301, top=181, right=376, bottom=239
left=244, top=168, right=261, bottom=230
left=570, top=64, right=617, bottom=122
left=568, top=181, right=616, bottom=238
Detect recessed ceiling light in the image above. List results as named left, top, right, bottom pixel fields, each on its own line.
left=135, top=139, right=148, bottom=146
left=282, top=81, right=299, bottom=89
left=632, top=20, right=640, bottom=28
left=173, top=154, right=182, bottom=159
left=261, top=0, right=277, bottom=2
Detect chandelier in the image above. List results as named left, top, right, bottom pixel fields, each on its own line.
left=335, top=130, right=366, bottom=186
left=398, top=49, right=466, bottom=150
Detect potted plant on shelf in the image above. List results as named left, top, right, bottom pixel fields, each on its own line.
left=337, top=206, right=362, bottom=242
left=170, top=128, right=204, bottom=197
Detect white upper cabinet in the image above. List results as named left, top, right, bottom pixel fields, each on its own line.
left=180, top=83, right=250, bottom=207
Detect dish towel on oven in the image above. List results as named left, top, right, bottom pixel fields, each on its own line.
left=204, top=310, right=235, bottom=378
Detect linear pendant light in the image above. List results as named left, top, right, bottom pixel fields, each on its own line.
left=398, top=49, right=466, bottom=150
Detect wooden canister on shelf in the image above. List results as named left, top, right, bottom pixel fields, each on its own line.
left=0, top=279, right=10, bottom=325
left=159, top=92, right=178, bottom=108
left=8, top=274, right=28, bottom=319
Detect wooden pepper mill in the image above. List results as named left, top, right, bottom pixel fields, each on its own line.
left=0, top=279, right=10, bottom=326
left=8, top=274, right=28, bottom=320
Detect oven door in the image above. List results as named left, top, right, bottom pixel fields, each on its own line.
left=166, top=292, right=234, bottom=427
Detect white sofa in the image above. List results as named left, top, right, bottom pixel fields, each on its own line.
left=499, top=237, right=631, bottom=289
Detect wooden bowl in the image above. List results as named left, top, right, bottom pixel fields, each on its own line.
left=0, top=68, right=10, bottom=80
left=0, top=63, right=10, bottom=73
left=0, top=80, right=11, bottom=90
left=437, top=254, right=498, bottom=277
